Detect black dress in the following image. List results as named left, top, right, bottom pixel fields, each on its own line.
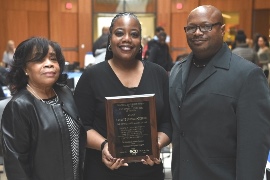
left=74, top=60, right=172, bottom=180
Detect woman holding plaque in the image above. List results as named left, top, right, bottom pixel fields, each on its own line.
left=74, top=12, right=172, bottom=180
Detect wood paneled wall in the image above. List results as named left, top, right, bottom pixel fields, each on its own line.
left=253, top=0, right=270, bottom=39
left=254, top=0, right=270, bottom=9
left=253, top=10, right=270, bottom=38
left=0, top=0, right=269, bottom=65
left=163, top=0, right=201, bottom=60
left=78, top=0, right=92, bottom=67
left=0, top=0, right=90, bottom=67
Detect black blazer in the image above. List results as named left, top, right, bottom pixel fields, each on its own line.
left=169, top=43, right=270, bottom=180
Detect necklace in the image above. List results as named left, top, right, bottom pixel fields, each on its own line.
left=192, top=59, right=206, bottom=68
left=27, top=84, right=58, bottom=103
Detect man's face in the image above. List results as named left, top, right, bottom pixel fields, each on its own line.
left=185, top=7, right=225, bottom=59
left=158, top=34, right=166, bottom=44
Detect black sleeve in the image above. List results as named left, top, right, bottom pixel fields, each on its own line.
left=74, top=69, right=95, bottom=131
left=158, top=67, right=172, bottom=140
left=1, top=100, right=32, bottom=179
left=147, top=45, right=158, bottom=63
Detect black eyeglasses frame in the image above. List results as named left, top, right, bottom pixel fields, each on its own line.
left=184, top=22, right=222, bottom=34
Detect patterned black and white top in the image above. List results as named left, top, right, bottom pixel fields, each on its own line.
left=44, top=96, right=80, bottom=180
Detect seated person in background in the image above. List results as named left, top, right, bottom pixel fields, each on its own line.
left=0, top=67, right=8, bottom=99
left=94, top=42, right=107, bottom=65
left=0, top=86, right=5, bottom=100
left=0, top=66, right=8, bottom=85
left=2, top=40, right=15, bottom=68
left=232, top=30, right=259, bottom=64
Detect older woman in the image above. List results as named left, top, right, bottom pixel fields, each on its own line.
left=1, top=37, right=86, bottom=180
left=74, top=12, right=172, bottom=180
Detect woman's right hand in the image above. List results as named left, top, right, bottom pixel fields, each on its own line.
left=102, top=143, right=128, bottom=170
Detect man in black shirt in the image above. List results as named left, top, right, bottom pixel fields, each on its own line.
left=92, top=26, right=109, bottom=57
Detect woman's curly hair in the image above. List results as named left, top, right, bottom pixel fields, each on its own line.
left=7, top=37, right=67, bottom=95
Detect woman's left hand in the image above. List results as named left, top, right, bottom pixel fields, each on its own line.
left=141, top=133, right=170, bottom=166
left=141, top=155, right=161, bottom=166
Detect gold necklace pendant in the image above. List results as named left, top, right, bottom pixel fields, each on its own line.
left=192, top=59, right=206, bottom=68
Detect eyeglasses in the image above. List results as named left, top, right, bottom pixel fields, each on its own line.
left=184, top=22, right=222, bottom=34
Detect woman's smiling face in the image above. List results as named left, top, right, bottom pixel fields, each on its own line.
left=110, top=15, right=141, bottom=61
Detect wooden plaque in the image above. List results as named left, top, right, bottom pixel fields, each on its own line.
left=105, top=94, right=159, bottom=163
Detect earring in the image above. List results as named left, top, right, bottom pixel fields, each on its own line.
left=139, top=47, right=142, bottom=53
left=25, top=72, right=28, bottom=76
left=108, top=44, right=112, bottom=51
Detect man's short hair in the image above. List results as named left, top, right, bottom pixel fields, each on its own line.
left=235, top=30, right=247, bottom=43
left=155, top=26, right=164, bottom=33
left=159, top=31, right=167, bottom=38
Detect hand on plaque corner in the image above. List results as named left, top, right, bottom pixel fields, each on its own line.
left=141, top=155, right=161, bottom=166
left=102, top=143, right=128, bottom=170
